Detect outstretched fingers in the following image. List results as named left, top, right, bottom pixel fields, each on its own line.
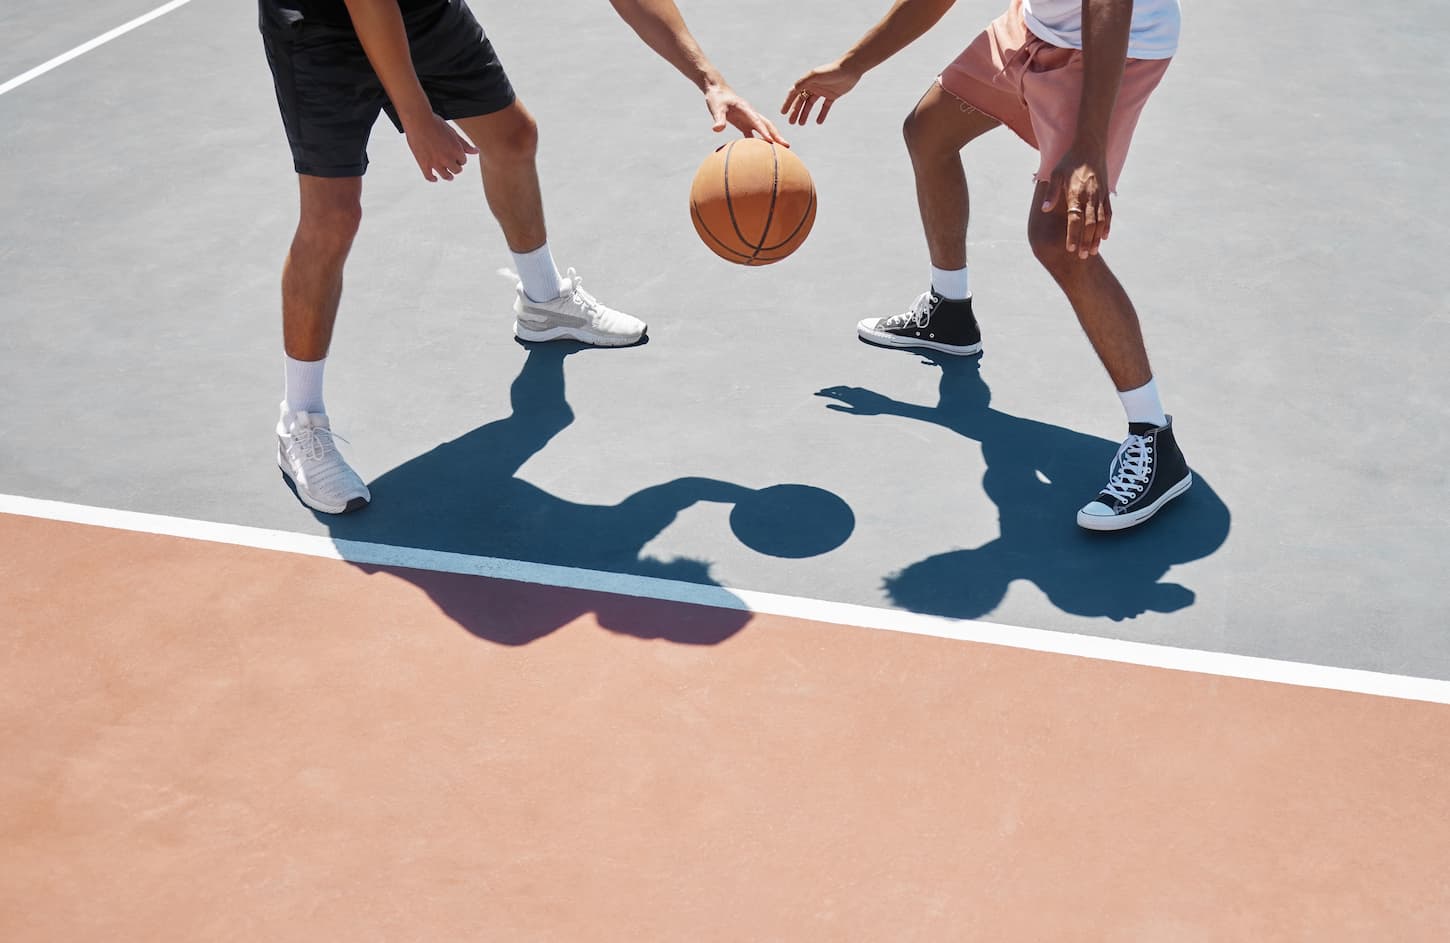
left=781, top=63, right=860, bottom=126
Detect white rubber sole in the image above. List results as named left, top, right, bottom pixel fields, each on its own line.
left=856, top=321, right=982, bottom=357
left=513, top=322, right=645, bottom=347
left=1077, top=472, right=1193, bottom=531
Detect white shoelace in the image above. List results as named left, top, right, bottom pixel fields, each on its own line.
left=563, top=268, right=603, bottom=320
left=1102, top=433, right=1154, bottom=503
left=291, top=424, right=347, bottom=464
left=881, top=292, right=937, bottom=330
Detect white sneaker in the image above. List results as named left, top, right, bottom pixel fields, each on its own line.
left=276, top=405, right=370, bottom=514
left=513, top=267, right=646, bottom=346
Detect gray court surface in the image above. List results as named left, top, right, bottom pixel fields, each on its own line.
left=3, top=2, right=1447, bottom=677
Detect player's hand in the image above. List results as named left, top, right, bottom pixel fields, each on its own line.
left=705, top=83, right=789, bottom=146
left=403, top=112, right=480, bottom=182
left=1040, top=147, right=1112, bottom=259
left=782, top=60, right=861, bottom=126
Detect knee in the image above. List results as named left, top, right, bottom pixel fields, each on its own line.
left=320, top=198, right=363, bottom=239
left=902, top=99, right=961, bottom=161
left=298, top=187, right=363, bottom=251
left=902, top=108, right=927, bottom=156
left=1027, top=208, right=1072, bottom=275
left=489, top=110, right=539, bottom=164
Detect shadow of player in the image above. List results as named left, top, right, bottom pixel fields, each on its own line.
left=818, top=354, right=1230, bottom=622
left=323, top=341, right=855, bottom=645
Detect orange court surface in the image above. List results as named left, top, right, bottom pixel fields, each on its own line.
left=5, top=511, right=1449, bottom=939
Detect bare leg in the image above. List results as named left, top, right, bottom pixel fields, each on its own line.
left=902, top=83, right=1002, bottom=270
left=275, top=174, right=370, bottom=514
left=1026, top=180, right=1152, bottom=392
left=282, top=175, right=364, bottom=361
left=455, top=102, right=547, bottom=253
left=456, top=101, right=646, bottom=345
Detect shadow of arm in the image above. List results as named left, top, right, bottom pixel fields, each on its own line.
left=817, top=386, right=940, bottom=424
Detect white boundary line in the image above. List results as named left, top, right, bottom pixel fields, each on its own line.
left=4, top=492, right=1449, bottom=706
left=0, top=0, right=198, bottom=98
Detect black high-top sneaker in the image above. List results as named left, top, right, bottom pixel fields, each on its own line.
left=857, top=289, right=982, bottom=356
left=1077, top=416, right=1193, bottom=531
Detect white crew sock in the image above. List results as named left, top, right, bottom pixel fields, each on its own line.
left=512, top=243, right=563, bottom=303
left=931, top=264, right=970, bottom=301
left=1119, top=378, right=1167, bottom=428
left=284, top=354, right=327, bottom=416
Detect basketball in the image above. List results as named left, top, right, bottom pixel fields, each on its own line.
left=689, top=138, right=816, bottom=266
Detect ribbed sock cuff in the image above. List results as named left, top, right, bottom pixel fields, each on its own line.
left=930, top=264, right=970, bottom=301
left=284, top=354, right=326, bottom=416
left=1118, top=378, right=1167, bottom=427
left=513, top=243, right=562, bottom=303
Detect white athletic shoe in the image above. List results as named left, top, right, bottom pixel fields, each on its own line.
left=276, top=405, right=370, bottom=514
left=513, top=267, right=646, bottom=346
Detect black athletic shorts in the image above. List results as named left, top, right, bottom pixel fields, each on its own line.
left=259, top=0, right=516, bottom=177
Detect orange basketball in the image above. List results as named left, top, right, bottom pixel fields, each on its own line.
left=689, top=138, right=816, bottom=266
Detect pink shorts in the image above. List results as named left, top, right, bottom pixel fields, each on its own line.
left=937, top=0, right=1171, bottom=191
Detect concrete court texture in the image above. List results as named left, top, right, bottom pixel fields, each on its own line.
left=1, top=4, right=1447, bottom=673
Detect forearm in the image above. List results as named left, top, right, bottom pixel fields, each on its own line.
left=342, top=0, right=431, bottom=123
left=840, top=0, right=958, bottom=75
left=608, top=0, right=726, bottom=91
left=1075, top=0, right=1133, bottom=149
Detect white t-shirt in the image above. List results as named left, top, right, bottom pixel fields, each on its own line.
left=1021, top=0, right=1182, bottom=60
